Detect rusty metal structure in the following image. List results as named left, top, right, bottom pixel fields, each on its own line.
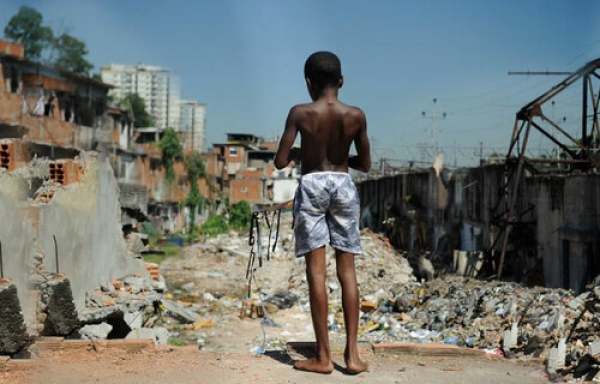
left=492, top=58, right=600, bottom=278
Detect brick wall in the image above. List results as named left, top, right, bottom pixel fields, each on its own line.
left=0, top=138, right=30, bottom=171
left=0, top=40, right=24, bottom=58
left=48, top=159, right=84, bottom=186
left=230, top=178, right=263, bottom=204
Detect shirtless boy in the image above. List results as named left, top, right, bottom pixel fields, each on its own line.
left=275, top=51, right=371, bottom=374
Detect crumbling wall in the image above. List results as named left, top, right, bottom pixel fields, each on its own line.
left=38, top=155, right=147, bottom=311
left=0, top=175, right=35, bottom=327
left=537, top=175, right=600, bottom=292
left=357, top=169, right=456, bottom=252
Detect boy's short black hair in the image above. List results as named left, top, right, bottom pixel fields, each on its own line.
left=304, top=51, right=342, bottom=88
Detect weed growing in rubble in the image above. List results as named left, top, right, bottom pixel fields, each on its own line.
left=228, top=200, right=251, bottom=231
left=167, top=337, right=186, bottom=346
left=200, top=214, right=229, bottom=236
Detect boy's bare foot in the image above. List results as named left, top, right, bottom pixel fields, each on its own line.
left=293, top=358, right=334, bottom=374
left=344, top=349, right=368, bottom=374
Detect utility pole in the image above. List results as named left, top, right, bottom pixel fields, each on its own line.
left=422, top=98, right=446, bottom=159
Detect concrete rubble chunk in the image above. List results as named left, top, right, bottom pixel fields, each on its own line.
left=79, top=323, right=113, bottom=340
left=590, top=340, right=600, bottom=357
left=0, top=282, right=29, bottom=355
left=45, top=277, right=79, bottom=336
left=124, top=276, right=147, bottom=294
left=126, top=232, right=149, bottom=255
left=161, top=299, right=199, bottom=324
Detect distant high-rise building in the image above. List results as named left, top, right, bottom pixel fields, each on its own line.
left=179, top=100, right=206, bottom=153
left=101, top=64, right=180, bottom=129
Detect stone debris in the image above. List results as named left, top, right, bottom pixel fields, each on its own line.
left=0, top=280, right=29, bottom=355
left=16, top=209, right=600, bottom=381
left=161, top=299, right=199, bottom=324
left=79, top=323, right=112, bottom=340
left=41, top=276, right=79, bottom=336
left=154, top=212, right=600, bottom=382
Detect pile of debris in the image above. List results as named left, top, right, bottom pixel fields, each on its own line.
left=246, top=217, right=600, bottom=381
left=24, top=209, right=600, bottom=381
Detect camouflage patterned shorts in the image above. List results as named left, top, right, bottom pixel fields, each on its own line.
left=293, top=172, right=361, bottom=256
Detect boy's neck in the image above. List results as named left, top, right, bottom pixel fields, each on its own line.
left=313, top=87, right=339, bottom=102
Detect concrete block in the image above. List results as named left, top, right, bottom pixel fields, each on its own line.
left=161, top=299, right=199, bottom=324
left=105, top=339, right=155, bottom=350
left=547, top=347, right=558, bottom=373
left=0, top=283, right=29, bottom=354
left=31, top=337, right=64, bottom=352
left=45, top=277, right=79, bottom=336
left=503, top=330, right=512, bottom=350
left=60, top=340, right=92, bottom=349
left=5, top=359, right=36, bottom=372
left=589, top=340, right=600, bottom=357
left=556, top=338, right=566, bottom=370
left=79, top=323, right=112, bottom=340
left=0, top=355, right=10, bottom=372
left=372, top=342, right=486, bottom=358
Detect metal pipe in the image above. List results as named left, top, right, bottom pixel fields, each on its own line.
left=53, top=235, right=59, bottom=275
left=0, top=238, right=3, bottom=279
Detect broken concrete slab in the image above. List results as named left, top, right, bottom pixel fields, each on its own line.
left=79, top=323, right=113, bottom=340
left=161, top=299, right=199, bottom=324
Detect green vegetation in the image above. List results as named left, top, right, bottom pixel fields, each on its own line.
left=199, top=214, right=229, bottom=236
left=52, top=33, right=93, bottom=74
left=126, top=93, right=154, bottom=128
left=142, top=232, right=182, bottom=264
left=196, top=200, right=252, bottom=236
left=167, top=337, right=186, bottom=347
left=184, top=152, right=206, bottom=234
left=4, top=6, right=52, bottom=60
left=4, top=6, right=92, bottom=73
left=158, top=127, right=183, bottom=184
left=228, top=200, right=251, bottom=231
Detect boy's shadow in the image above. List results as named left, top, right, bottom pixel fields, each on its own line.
left=263, top=347, right=346, bottom=374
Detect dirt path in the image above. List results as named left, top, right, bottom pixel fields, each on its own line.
left=10, top=346, right=548, bottom=384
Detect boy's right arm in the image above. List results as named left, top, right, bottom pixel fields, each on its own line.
left=348, top=109, right=371, bottom=172
left=275, top=106, right=301, bottom=170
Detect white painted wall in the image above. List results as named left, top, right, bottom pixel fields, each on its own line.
left=0, top=176, right=34, bottom=328
left=272, top=178, right=298, bottom=204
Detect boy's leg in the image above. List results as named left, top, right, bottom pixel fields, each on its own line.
left=294, top=246, right=334, bottom=374
left=335, top=249, right=368, bottom=374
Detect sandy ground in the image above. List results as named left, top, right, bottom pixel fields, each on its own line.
left=8, top=346, right=549, bottom=384
left=3, top=237, right=551, bottom=384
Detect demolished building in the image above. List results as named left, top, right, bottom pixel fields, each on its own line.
left=0, top=40, right=152, bottom=349
left=357, top=57, right=600, bottom=293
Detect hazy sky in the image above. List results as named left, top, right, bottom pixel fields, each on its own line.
left=2, top=1, right=599, bottom=166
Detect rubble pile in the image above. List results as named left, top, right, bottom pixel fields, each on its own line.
left=25, top=210, right=600, bottom=380
left=229, top=215, right=600, bottom=380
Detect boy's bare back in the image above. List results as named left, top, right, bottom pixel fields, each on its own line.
left=284, top=99, right=369, bottom=175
